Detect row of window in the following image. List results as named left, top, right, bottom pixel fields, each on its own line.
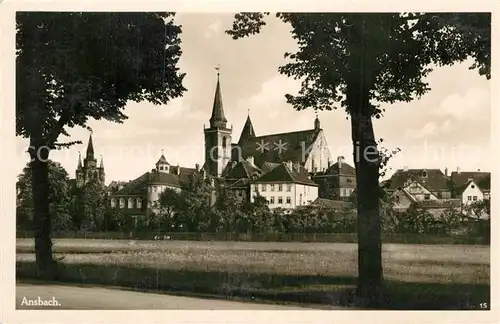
left=258, top=184, right=292, bottom=192
left=467, top=196, right=479, bottom=201
left=110, top=198, right=143, bottom=209
left=267, top=196, right=292, bottom=205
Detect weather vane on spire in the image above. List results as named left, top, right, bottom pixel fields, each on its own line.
left=215, top=64, right=220, bottom=77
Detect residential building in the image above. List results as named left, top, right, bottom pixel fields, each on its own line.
left=310, top=156, right=356, bottom=200
left=455, top=173, right=491, bottom=206
left=250, top=161, right=319, bottom=210
left=385, top=168, right=455, bottom=212
left=107, top=154, right=201, bottom=218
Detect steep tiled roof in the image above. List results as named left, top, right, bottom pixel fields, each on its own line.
left=476, top=176, right=491, bottom=191
left=226, top=178, right=251, bottom=188
left=114, top=172, right=149, bottom=196
left=254, top=162, right=318, bottom=186
left=311, top=198, right=350, bottom=210
left=149, top=171, right=182, bottom=187
left=260, top=161, right=281, bottom=174
left=224, top=160, right=263, bottom=180
left=387, top=169, right=449, bottom=191
left=235, top=129, right=320, bottom=168
left=238, top=115, right=256, bottom=143
left=451, top=171, right=490, bottom=188
left=112, top=167, right=198, bottom=196
left=312, top=160, right=356, bottom=178
left=394, top=187, right=417, bottom=203
left=326, top=161, right=356, bottom=176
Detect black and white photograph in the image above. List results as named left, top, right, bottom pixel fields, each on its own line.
left=1, top=1, right=498, bottom=322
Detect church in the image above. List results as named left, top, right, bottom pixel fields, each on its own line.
left=85, top=72, right=355, bottom=220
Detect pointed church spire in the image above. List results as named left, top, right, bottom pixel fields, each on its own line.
left=77, top=151, right=83, bottom=170
left=239, top=112, right=255, bottom=143
left=86, top=132, right=95, bottom=160
left=209, top=65, right=227, bottom=128
left=99, top=155, right=104, bottom=168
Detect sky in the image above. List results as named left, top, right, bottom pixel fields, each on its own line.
left=14, top=13, right=492, bottom=184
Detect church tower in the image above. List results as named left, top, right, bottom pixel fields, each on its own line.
left=204, top=69, right=232, bottom=177
left=76, top=133, right=105, bottom=188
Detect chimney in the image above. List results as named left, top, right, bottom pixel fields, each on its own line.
left=337, top=156, right=344, bottom=169
left=294, top=161, right=301, bottom=172
left=195, top=164, right=200, bottom=172
left=457, top=167, right=460, bottom=174
left=327, top=160, right=331, bottom=168
left=177, top=164, right=181, bottom=175
left=477, top=169, right=481, bottom=172
left=445, top=167, right=448, bottom=177
left=246, top=156, right=255, bottom=166
left=403, top=166, right=408, bottom=172
left=286, top=161, right=293, bottom=171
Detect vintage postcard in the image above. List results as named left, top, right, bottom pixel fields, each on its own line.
left=1, top=0, right=498, bottom=323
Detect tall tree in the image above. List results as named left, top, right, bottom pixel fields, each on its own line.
left=79, top=180, right=107, bottom=231
left=227, top=12, right=490, bottom=306
left=16, top=12, right=186, bottom=278
left=17, top=160, right=71, bottom=232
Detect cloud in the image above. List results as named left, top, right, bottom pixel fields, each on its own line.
left=433, top=87, right=489, bottom=121
left=204, top=20, right=223, bottom=39
left=235, top=74, right=305, bottom=134
left=405, top=121, right=437, bottom=139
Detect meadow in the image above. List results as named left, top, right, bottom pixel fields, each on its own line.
left=16, top=239, right=490, bottom=309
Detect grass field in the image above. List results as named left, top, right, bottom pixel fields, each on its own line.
left=16, top=239, right=490, bottom=310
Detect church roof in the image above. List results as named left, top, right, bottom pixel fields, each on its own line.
left=238, top=115, right=255, bottom=143
left=236, top=128, right=320, bottom=168
left=253, top=162, right=317, bottom=186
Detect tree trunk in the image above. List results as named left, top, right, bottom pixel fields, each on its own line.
left=29, top=142, right=56, bottom=279
left=346, top=83, right=383, bottom=306
left=351, top=111, right=383, bottom=306
left=344, top=15, right=383, bottom=307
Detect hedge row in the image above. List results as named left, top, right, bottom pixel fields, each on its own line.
left=16, top=231, right=489, bottom=245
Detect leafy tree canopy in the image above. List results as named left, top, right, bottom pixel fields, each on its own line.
left=16, top=12, right=186, bottom=149
left=17, top=160, right=71, bottom=230
left=227, top=13, right=490, bottom=117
